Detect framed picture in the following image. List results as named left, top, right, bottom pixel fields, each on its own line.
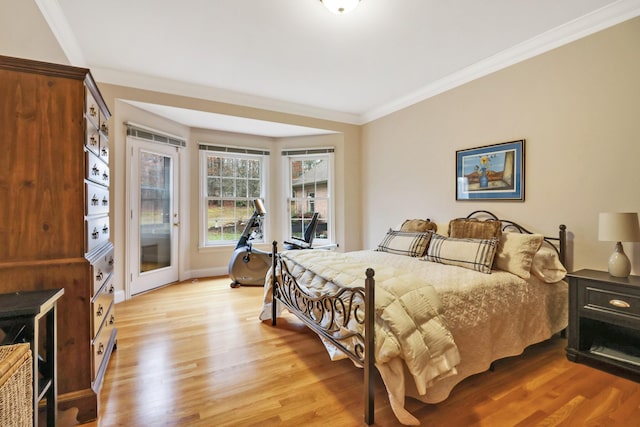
left=456, top=139, right=525, bottom=201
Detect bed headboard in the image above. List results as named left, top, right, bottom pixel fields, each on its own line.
left=464, top=210, right=567, bottom=267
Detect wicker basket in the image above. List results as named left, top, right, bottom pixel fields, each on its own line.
left=0, top=343, right=32, bottom=427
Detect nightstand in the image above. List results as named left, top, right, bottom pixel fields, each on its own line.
left=566, top=269, right=640, bottom=377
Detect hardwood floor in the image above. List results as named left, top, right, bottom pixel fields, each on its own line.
left=78, top=276, right=640, bottom=427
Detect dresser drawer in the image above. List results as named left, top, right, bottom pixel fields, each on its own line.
left=85, top=119, right=100, bottom=156
left=92, top=302, right=115, bottom=379
left=86, top=181, right=110, bottom=216
left=85, top=151, right=110, bottom=186
left=85, top=90, right=100, bottom=129
left=583, top=285, right=640, bottom=319
left=92, top=278, right=115, bottom=337
left=89, top=243, right=114, bottom=295
left=99, top=134, right=109, bottom=163
left=86, top=215, right=110, bottom=254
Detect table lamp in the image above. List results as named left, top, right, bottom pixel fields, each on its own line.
left=598, top=212, right=640, bottom=277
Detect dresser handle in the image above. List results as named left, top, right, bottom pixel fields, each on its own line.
left=101, top=123, right=108, bottom=135
left=92, top=164, right=100, bottom=176
left=109, top=315, right=115, bottom=325
left=102, top=196, right=108, bottom=206
left=92, top=228, right=99, bottom=239
left=91, top=195, right=99, bottom=206
left=102, top=225, right=109, bottom=234
left=96, top=270, right=103, bottom=281
left=89, top=135, right=98, bottom=146
left=89, top=106, right=97, bottom=117
left=609, top=299, right=631, bottom=308
left=97, top=343, right=104, bottom=355
left=97, top=305, right=103, bottom=316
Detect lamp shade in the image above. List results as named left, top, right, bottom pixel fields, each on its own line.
left=321, top=0, right=361, bottom=14
left=598, top=212, right=640, bottom=242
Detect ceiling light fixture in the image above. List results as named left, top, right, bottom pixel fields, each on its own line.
left=320, top=0, right=361, bottom=15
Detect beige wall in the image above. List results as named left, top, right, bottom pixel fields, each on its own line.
left=96, top=84, right=360, bottom=299
left=0, top=0, right=69, bottom=64
left=362, top=16, right=640, bottom=274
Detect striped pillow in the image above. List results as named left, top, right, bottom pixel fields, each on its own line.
left=424, top=234, right=498, bottom=274
left=377, top=230, right=432, bottom=257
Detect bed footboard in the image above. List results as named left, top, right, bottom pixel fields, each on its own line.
left=270, top=241, right=376, bottom=424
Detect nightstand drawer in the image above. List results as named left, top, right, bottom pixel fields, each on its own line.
left=584, top=286, right=640, bottom=319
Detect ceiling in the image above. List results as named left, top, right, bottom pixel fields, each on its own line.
left=37, top=0, right=640, bottom=135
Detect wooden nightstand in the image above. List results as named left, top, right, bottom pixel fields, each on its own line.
left=566, top=269, right=640, bottom=378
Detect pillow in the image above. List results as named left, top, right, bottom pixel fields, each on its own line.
left=377, top=230, right=432, bottom=257
left=493, top=232, right=544, bottom=279
left=448, top=218, right=502, bottom=239
left=531, top=246, right=567, bottom=283
left=400, top=219, right=437, bottom=233
left=435, top=223, right=450, bottom=236
left=423, top=234, right=498, bottom=274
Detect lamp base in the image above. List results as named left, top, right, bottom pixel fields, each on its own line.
left=608, top=241, right=631, bottom=278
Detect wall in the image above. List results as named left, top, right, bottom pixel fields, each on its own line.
left=0, top=0, right=68, bottom=64
left=96, top=84, right=360, bottom=299
left=362, top=16, right=640, bottom=274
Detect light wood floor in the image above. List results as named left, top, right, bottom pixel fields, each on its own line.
left=78, top=276, right=640, bottom=427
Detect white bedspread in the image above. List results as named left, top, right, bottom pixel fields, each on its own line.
left=259, top=249, right=568, bottom=425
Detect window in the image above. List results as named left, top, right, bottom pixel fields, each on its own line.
left=284, top=149, right=334, bottom=245
left=200, top=145, right=268, bottom=246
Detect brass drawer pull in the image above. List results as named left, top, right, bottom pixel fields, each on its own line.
left=609, top=299, right=631, bottom=308
left=97, top=304, right=103, bottom=316
left=97, top=343, right=104, bottom=355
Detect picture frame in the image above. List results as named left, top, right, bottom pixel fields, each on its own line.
left=456, top=139, right=525, bottom=201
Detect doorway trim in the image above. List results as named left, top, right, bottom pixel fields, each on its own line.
left=124, top=123, right=186, bottom=300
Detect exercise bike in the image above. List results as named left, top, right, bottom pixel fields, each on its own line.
left=228, top=198, right=272, bottom=288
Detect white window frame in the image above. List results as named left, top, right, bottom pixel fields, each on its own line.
left=199, top=145, right=269, bottom=247
left=283, top=148, right=335, bottom=246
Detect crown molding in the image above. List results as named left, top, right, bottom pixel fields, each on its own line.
left=362, top=0, right=640, bottom=123
left=91, top=66, right=362, bottom=125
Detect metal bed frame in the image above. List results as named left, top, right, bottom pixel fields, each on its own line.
left=270, top=210, right=567, bottom=425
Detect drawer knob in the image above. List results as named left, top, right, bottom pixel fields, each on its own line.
left=91, top=195, right=99, bottom=206
left=90, top=106, right=97, bottom=117
left=92, top=164, right=100, bottom=176
left=92, top=228, right=99, bottom=239
left=101, top=123, right=108, bottom=135
left=97, top=342, right=104, bottom=355
left=109, top=315, right=115, bottom=325
left=89, top=135, right=98, bottom=146
left=96, top=270, right=103, bottom=281
left=97, top=304, right=103, bottom=316
left=609, top=299, right=631, bottom=308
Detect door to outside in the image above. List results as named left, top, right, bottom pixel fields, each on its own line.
left=128, top=137, right=180, bottom=296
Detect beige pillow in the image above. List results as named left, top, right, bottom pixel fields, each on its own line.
left=400, top=219, right=437, bottom=233
left=435, top=223, right=449, bottom=236
left=448, top=218, right=502, bottom=239
left=493, top=232, right=543, bottom=279
left=531, top=246, right=567, bottom=283
left=377, top=230, right=433, bottom=257
left=424, top=234, right=498, bottom=274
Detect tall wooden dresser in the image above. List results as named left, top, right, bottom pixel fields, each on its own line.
left=0, top=55, right=116, bottom=423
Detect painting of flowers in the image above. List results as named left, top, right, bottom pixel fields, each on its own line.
left=456, top=140, right=524, bottom=201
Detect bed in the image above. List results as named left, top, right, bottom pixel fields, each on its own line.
left=259, top=211, right=568, bottom=425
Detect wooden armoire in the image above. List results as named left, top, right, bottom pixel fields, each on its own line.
left=0, top=55, right=116, bottom=423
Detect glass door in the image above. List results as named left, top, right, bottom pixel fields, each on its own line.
left=128, top=137, right=180, bottom=295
